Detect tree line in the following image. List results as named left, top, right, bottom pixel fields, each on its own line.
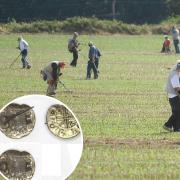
left=0, top=0, right=179, bottom=24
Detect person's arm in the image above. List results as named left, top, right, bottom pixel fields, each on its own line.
left=175, top=87, right=180, bottom=94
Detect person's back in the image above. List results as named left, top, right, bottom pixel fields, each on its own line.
left=171, top=27, right=179, bottom=40
left=68, top=38, right=77, bottom=52
left=89, top=45, right=97, bottom=60
left=166, top=69, right=179, bottom=96
left=164, top=39, right=171, bottom=48
left=19, top=38, right=28, bottom=51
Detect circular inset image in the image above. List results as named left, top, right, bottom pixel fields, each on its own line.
left=0, top=103, right=35, bottom=139
left=46, top=104, right=80, bottom=139
left=0, top=150, right=35, bottom=180
left=0, top=95, right=83, bottom=180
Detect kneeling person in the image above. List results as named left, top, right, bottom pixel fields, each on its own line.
left=41, top=61, right=65, bottom=96
left=161, top=35, right=171, bottom=53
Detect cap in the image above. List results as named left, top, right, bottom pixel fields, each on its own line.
left=176, top=60, right=180, bottom=69
left=88, top=41, right=93, bottom=46
left=73, top=32, right=79, bottom=37
left=17, top=36, right=22, bottom=41
left=59, top=62, right=65, bottom=68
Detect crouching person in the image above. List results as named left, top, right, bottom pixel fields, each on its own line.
left=41, top=61, right=65, bottom=96
left=161, top=35, right=171, bottom=53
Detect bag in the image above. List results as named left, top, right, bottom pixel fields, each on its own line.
left=68, top=39, right=75, bottom=51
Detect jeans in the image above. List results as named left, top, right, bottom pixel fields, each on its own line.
left=173, top=40, right=180, bottom=53
left=95, top=58, right=99, bottom=69
left=86, top=60, right=98, bottom=79
left=164, top=96, right=180, bottom=131
left=21, top=49, right=30, bottom=68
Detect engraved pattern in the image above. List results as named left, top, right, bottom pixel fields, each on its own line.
left=0, top=150, right=35, bottom=180
left=47, top=105, right=80, bottom=138
left=0, top=103, right=35, bottom=139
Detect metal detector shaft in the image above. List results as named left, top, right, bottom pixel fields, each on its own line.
left=93, top=61, right=100, bottom=73
left=9, top=54, right=21, bottom=68
left=59, top=80, right=72, bottom=92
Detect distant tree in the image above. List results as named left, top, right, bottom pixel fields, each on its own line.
left=116, top=0, right=170, bottom=24
left=168, top=0, right=180, bottom=15
left=0, top=0, right=174, bottom=24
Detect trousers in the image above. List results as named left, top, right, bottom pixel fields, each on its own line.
left=165, top=96, right=180, bottom=131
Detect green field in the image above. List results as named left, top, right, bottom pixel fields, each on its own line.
left=0, top=34, right=180, bottom=179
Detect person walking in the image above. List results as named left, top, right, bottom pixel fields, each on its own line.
left=17, top=36, right=31, bottom=69
left=163, top=60, right=180, bottom=132
left=41, top=61, right=65, bottom=96
left=170, top=26, right=180, bottom=53
left=68, top=32, right=80, bottom=67
left=86, top=41, right=99, bottom=79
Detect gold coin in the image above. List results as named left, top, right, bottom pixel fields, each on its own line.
left=0, top=150, right=35, bottom=180
left=46, top=104, right=80, bottom=139
left=0, top=103, right=35, bottom=139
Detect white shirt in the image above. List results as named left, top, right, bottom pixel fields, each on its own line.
left=43, top=61, right=59, bottom=73
left=168, top=73, right=180, bottom=98
left=19, top=39, right=28, bottom=51
left=171, top=28, right=179, bottom=40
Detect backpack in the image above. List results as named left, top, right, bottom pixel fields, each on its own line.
left=68, top=39, right=75, bottom=51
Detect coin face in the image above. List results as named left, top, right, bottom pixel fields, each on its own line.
left=0, top=103, right=35, bottom=139
left=0, top=150, right=35, bottom=180
left=46, top=104, right=80, bottom=139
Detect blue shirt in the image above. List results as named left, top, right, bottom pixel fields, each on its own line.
left=89, top=45, right=101, bottom=59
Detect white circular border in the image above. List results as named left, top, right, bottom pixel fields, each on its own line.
left=0, top=95, right=83, bottom=180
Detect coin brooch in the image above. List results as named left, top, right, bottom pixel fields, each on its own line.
left=46, top=104, right=80, bottom=139
left=0, top=150, right=35, bottom=180
left=0, top=103, right=35, bottom=139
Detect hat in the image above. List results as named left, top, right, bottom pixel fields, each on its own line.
left=17, top=36, right=22, bottom=41
left=88, top=41, right=93, bottom=46
left=164, top=35, right=168, bottom=39
left=176, top=60, right=180, bottom=69
left=73, top=32, right=79, bottom=37
left=59, top=62, right=65, bottom=68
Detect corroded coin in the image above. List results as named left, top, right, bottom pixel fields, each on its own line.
left=0, top=103, right=35, bottom=139
left=0, top=150, right=35, bottom=180
left=46, top=104, right=80, bottom=139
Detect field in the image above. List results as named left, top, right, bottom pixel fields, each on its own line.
left=0, top=34, right=180, bottom=179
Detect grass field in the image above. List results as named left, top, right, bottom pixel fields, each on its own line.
left=0, top=34, right=180, bottom=179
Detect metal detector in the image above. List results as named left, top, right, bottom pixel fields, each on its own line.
left=9, top=54, right=21, bottom=68
left=59, top=80, right=73, bottom=93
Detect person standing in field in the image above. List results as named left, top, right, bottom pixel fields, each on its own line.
left=68, top=32, right=80, bottom=67
left=170, top=26, right=180, bottom=54
left=17, top=36, right=31, bottom=69
left=41, top=61, right=65, bottom=96
left=163, top=60, right=180, bottom=132
left=86, top=41, right=99, bottom=79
